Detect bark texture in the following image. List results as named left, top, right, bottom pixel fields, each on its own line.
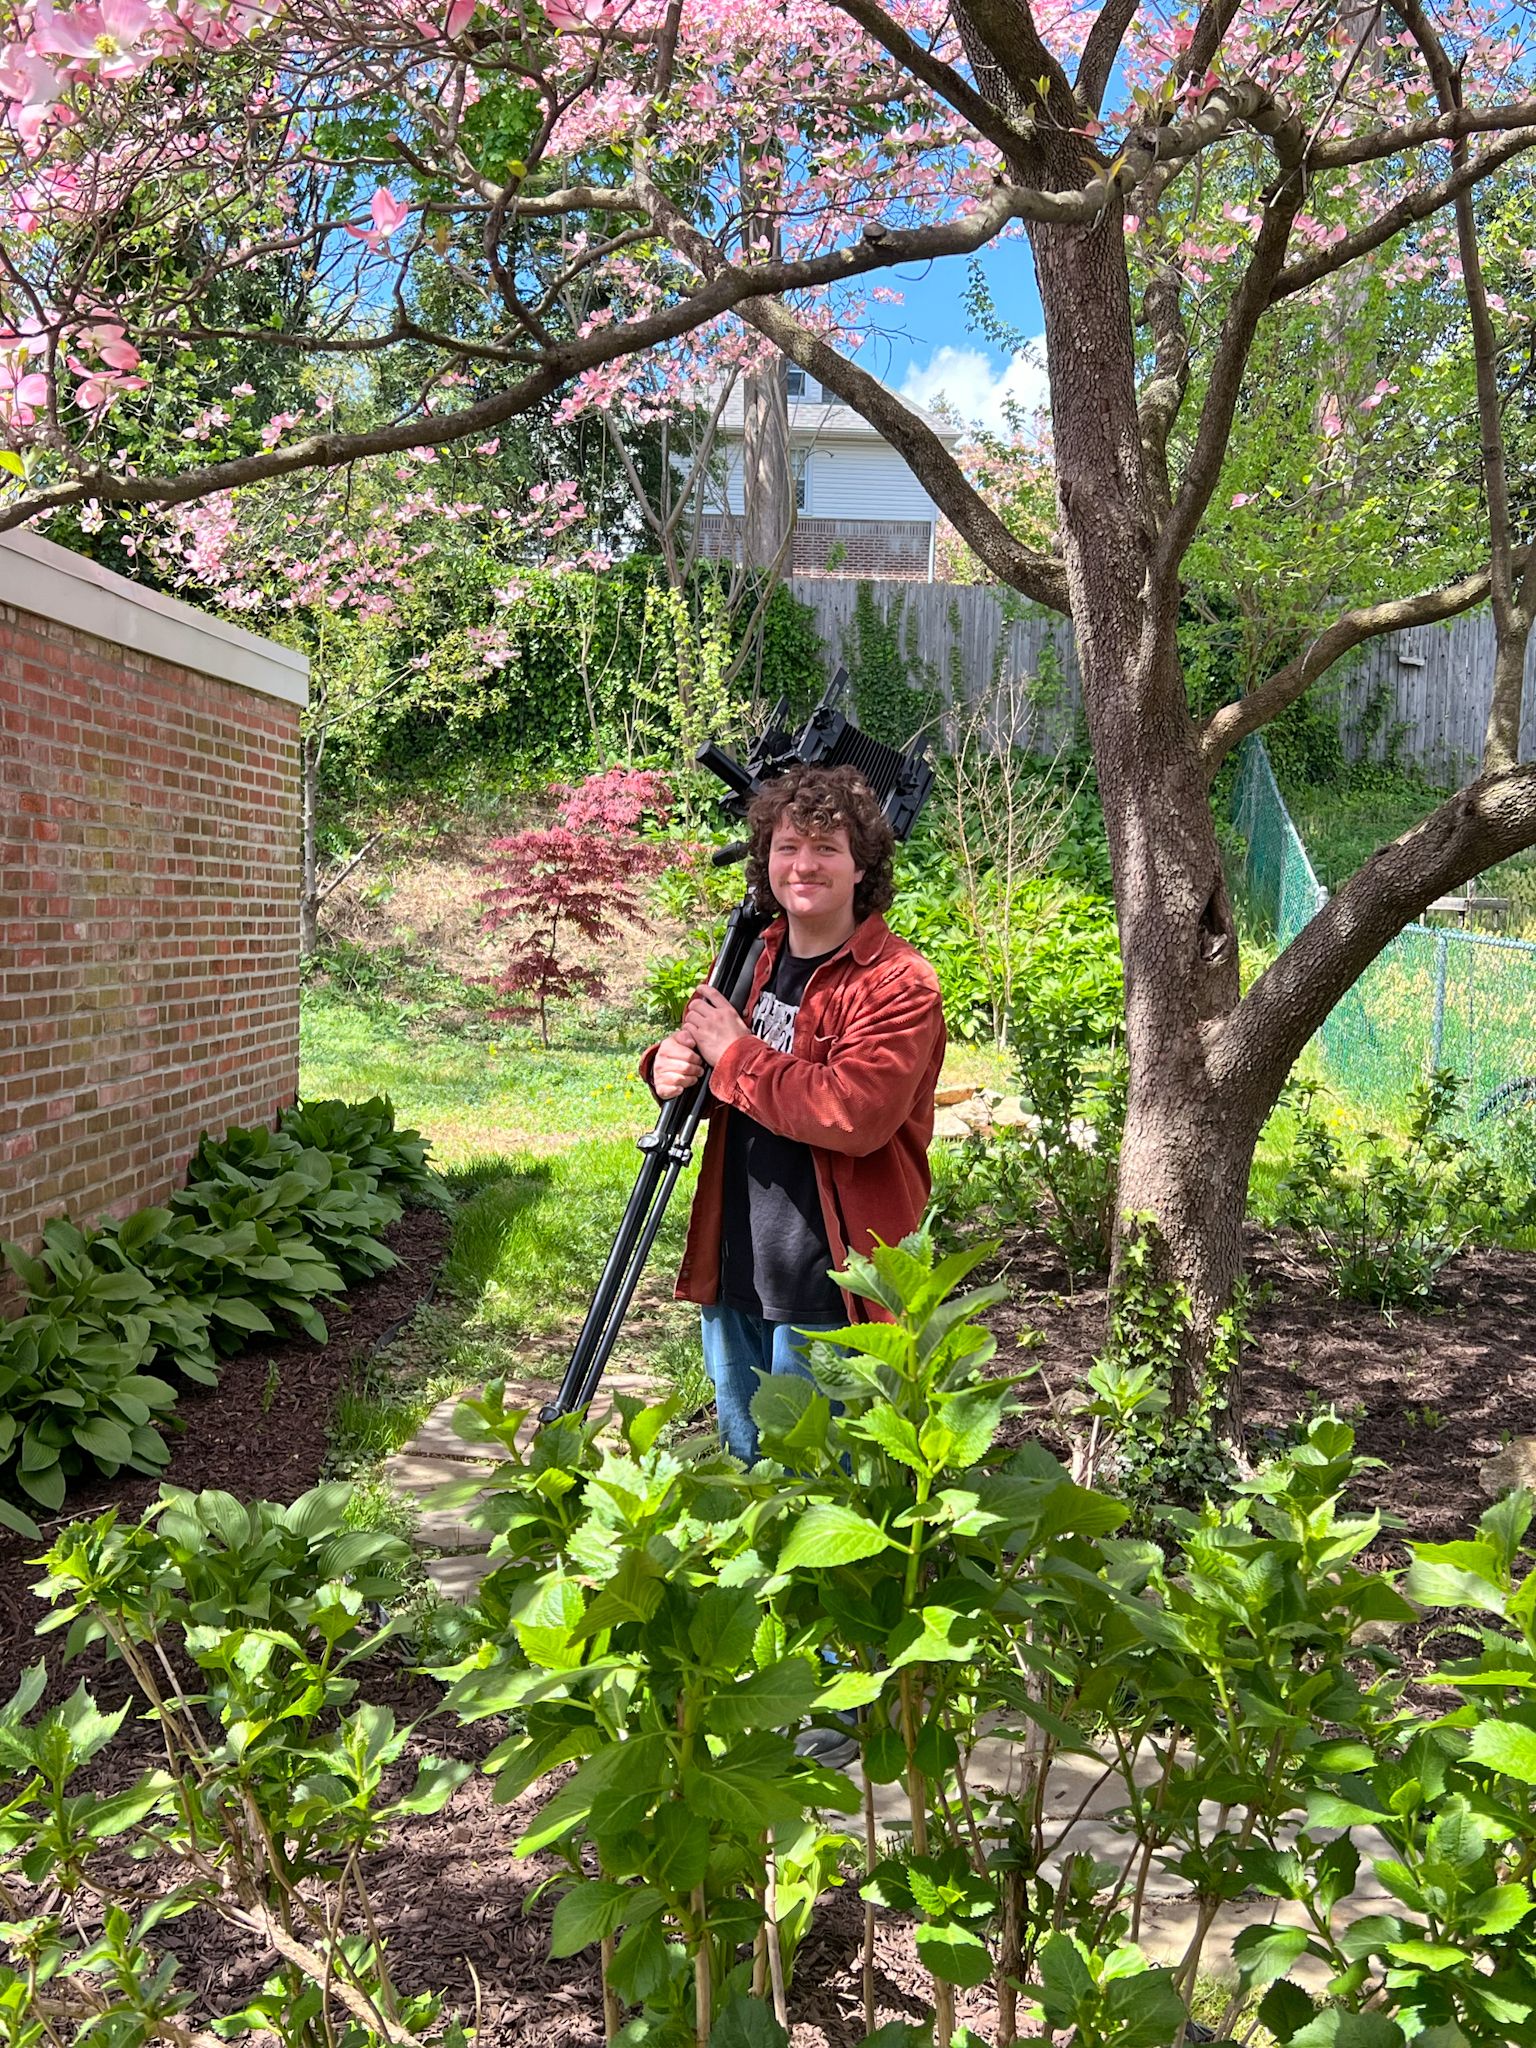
left=1027, top=198, right=1248, bottom=1379
left=740, top=357, right=793, bottom=572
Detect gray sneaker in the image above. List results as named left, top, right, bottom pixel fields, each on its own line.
left=794, top=1716, right=860, bottom=1771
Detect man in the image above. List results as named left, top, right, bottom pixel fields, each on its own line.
left=644, top=762, right=945, bottom=1463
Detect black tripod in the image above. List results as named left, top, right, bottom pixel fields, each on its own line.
left=540, top=675, right=934, bottom=1423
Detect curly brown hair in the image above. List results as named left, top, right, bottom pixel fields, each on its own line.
left=744, top=764, right=896, bottom=922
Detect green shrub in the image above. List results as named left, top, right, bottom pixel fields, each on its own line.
left=927, top=1126, right=1041, bottom=1247
left=1276, top=1072, right=1510, bottom=1306
left=280, top=1094, right=450, bottom=1211
left=0, top=1098, right=441, bottom=1536
left=890, top=809, right=1122, bottom=1055
left=0, top=1294, right=175, bottom=1529
left=1081, top=1218, right=1246, bottom=1525
left=3, top=1482, right=434, bottom=2048
left=18, top=1239, right=1536, bottom=2048
left=639, top=929, right=719, bottom=1027
left=1009, top=916, right=1126, bottom=1274
left=349, top=558, right=826, bottom=799
left=174, top=1123, right=390, bottom=1320
left=887, top=824, right=993, bottom=1038
left=13, top=1209, right=221, bottom=1387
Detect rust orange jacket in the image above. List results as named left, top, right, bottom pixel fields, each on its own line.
left=639, top=913, right=946, bottom=1323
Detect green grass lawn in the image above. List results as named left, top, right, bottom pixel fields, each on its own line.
left=300, top=986, right=659, bottom=1163
left=1285, top=777, right=1446, bottom=892
left=1285, top=770, right=1536, bottom=925
left=303, top=986, right=706, bottom=1446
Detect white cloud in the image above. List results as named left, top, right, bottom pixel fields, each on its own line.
left=897, top=342, right=1050, bottom=437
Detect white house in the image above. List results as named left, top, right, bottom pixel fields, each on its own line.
left=697, top=367, right=962, bottom=581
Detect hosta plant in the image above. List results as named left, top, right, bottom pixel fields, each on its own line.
left=279, top=1094, right=450, bottom=1213
left=0, top=1096, right=439, bottom=1530
left=0, top=1298, right=175, bottom=1533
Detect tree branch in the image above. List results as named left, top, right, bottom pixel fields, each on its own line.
left=1077, top=0, right=1141, bottom=118
left=1155, top=166, right=1307, bottom=581
left=954, top=0, right=1083, bottom=153
left=505, top=182, right=644, bottom=218
left=1197, top=553, right=1531, bottom=773
left=827, top=0, right=1052, bottom=168
left=736, top=297, right=1070, bottom=611
left=1133, top=77, right=1309, bottom=219
left=0, top=197, right=1076, bottom=533
left=1313, top=96, right=1536, bottom=167
left=1136, top=251, right=1190, bottom=520
left=1270, top=129, right=1536, bottom=301
left=1183, top=0, right=1246, bottom=84
left=1215, top=761, right=1536, bottom=1093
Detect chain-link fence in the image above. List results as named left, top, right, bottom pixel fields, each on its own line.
left=1232, top=738, right=1536, bottom=1120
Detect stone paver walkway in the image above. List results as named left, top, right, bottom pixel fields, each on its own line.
left=383, top=1370, right=661, bottom=1598
left=880, top=1741, right=1397, bottom=1981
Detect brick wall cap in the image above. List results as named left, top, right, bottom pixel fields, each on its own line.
left=0, top=529, right=308, bottom=707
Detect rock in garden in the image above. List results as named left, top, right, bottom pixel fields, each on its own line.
left=932, top=1107, right=973, bottom=1141
left=993, top=1096, right=1037, bottom=1131
left=1479, top=1438, right=1536, bottom=1498
left=934, top=1082, right=974, bottom=1106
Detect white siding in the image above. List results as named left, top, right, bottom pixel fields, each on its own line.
left=802, top=440, right=939, bottom=521
left=717, top=436, right=940, bottom=522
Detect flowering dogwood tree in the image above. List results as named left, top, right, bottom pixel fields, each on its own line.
left=151, top=446, right=611, bottom=948
left=6, top=0, right=1536, bottom=1403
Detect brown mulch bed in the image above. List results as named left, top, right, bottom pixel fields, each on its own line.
left=7, top=1216, right=1536, bottom=2047
left=986, top=1220, right=1536, bottom=1548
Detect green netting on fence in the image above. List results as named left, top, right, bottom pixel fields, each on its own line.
left=1232, top=738, right=1536, bottom=1120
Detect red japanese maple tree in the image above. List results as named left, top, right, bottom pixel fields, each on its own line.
left=480, top=772, right=674, bottom=1047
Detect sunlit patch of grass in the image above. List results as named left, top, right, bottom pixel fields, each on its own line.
left=299, top=987, right=657, bottom=1164
left=340, top=1473, right=421, bottom=1544
left=1285, top=774, right=1447, bottom=893
left=445, top=1139, right=696, bottom=1343
left=937, top=1041, right=1016, bottom=1094
left=629, top=1315, right=710, bottom=1416
left=1248, top=1058, right=1421, bottom=1227
left=327, top=1337, right=478, bottom=1476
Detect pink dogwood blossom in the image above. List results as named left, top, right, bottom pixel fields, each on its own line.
left=347, top=188, right=411, bottom=253
left=35, top=0, right=154, bottom=77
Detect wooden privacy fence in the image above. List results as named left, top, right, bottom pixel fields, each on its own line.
left=1331, top=616, right=1536, bottom=784
left=785, top=577, right=1081, bottom=751
left=786, top=577, right=1536, bottom=780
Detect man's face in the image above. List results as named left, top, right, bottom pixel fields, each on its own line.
left=768, top=813, right=864, bottom=923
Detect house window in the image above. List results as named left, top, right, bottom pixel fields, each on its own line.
left=790, top=448, right=809, bottom=512
left=785, top=366, right=807, bottom=397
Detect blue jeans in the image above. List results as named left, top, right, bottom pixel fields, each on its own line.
left=700, top=1303, right=843, bottom=1463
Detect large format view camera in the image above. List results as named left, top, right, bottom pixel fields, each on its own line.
left=541, top=669, right=935, bottom=1423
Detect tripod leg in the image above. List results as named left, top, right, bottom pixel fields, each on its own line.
left=539, top=1144, right=670, bottom=1421
left=569, top=1148, right=695, bottom=1416
left=539, top=897, right=767, bottom=1426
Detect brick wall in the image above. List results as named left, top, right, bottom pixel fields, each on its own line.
left=0, top=556, right=304, bottom=1254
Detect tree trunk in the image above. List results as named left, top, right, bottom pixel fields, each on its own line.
left=1027, top=207, right=1255, bottom=1403
left=741, top=353, right=792, bottom=572
left=1114, top=1075, right=1265, bottom=1425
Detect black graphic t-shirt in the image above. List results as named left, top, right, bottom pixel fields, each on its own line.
left=719, top=943, right=845, bottom=1323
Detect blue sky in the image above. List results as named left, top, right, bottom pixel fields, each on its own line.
left=848, top=238, right=1050, bottom=433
